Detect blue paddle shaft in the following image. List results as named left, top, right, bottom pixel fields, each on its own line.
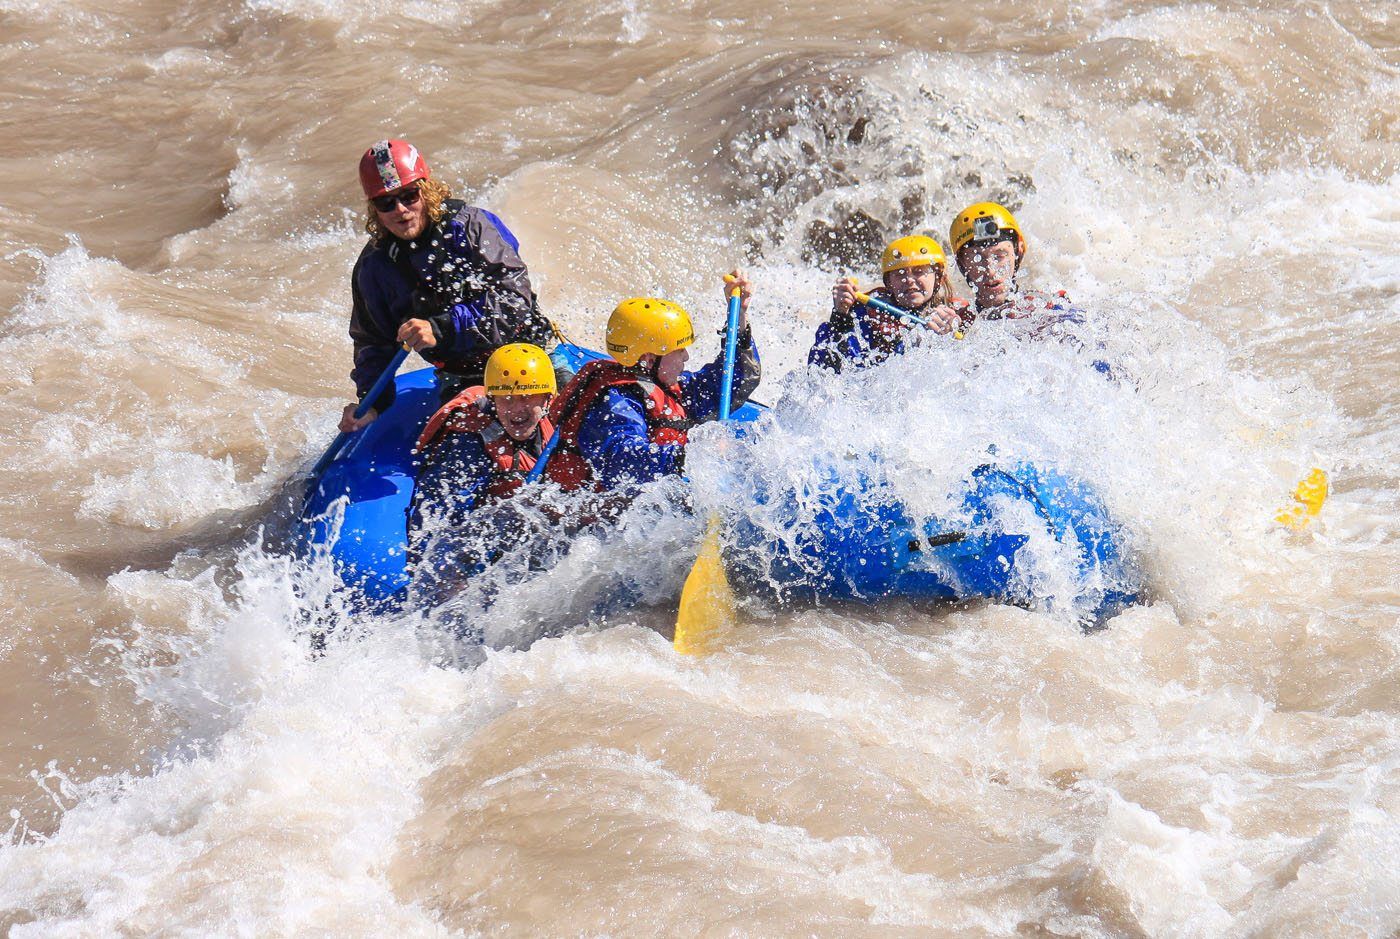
left=525, top=424, right=562, bottom=484
left=718, top=288, right=742, bottom=421
left=860, top=293, right=926, bottom=327
left=311, top=346, right=411, bottom=478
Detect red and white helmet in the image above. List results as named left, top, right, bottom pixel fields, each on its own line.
left=358, top=139, right=430, bottom=198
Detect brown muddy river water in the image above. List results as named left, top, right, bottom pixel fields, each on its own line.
left=0, top=0, right=1396, bottom=934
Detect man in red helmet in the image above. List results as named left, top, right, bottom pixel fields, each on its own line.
left=340, top=139, right=552, bottom=433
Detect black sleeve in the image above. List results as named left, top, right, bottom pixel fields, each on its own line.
left=730, top=325, right=762, bottom=407
left=348, top=249, right=400, bottom=413
left=424, top=207, right=553, bottom=356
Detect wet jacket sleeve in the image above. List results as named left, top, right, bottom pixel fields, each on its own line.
left=808, top=320, right=845, bottom=373
left=423, top=206, right=551, bottom=359
left=1032, top=304, right=1085, bottom=339
left=808, top=306, right=867, bottom=373
left=577, top=390, right=683, bottom=489
left=349, top=249, right=409, bottom=413
left=1050, top=303, right=1122, bottom=382
left=677, top=325, right=761, bottom=421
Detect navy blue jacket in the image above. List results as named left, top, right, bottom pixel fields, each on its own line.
left=407, top=425, right=549, bottom=583
left=348, top=201, right=550, bottom=411
left=971, top=290, right=1080, bottom=329
left=578, top=328, right=761, bottom=489
left=413, top=433, right=498, bottom=524
left=410, top=422, right=549, bottom=535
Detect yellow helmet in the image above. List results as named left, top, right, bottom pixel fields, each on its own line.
left=484, top=343, right=557, bottom=396
left=605, top=298, right=695, bottom=367
left=949, top=202, right=1026, bottom=256
left=881, top=235, right=946, bottom=274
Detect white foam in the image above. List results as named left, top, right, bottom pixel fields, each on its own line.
left=1, top=5, right=1394, bottom=932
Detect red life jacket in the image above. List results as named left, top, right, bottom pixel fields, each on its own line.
left=415, top=386, right=568, bottom=502
left=546, top=359, right=691, bottom=487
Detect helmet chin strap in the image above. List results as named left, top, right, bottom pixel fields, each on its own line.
left=628, top=353, right=659, bottom=381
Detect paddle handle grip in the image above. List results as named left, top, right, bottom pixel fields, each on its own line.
left=718, top=285, right=742, bottom=422
left=311, top=345, right=411, bottom=478
left=352, top=345, right=410, bottom=420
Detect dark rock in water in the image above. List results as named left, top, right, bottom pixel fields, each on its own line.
left=988, top=190, right=1026, bottom=214
left=899, top=188, right=926, bottom=231
left=1006, top=172, right=1035, bottom=194
left=953, top=171, right=1033, bottom=216
left=993, top=174, right=1035, bottom=213
left=802, top=209, right=887, bottom=271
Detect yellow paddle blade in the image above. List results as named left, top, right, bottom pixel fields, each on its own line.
left=1276, top=468, right=1329, bottom=530
left=674, top=514, right=736, bottom=656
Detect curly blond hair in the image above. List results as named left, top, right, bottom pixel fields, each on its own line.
left=364, top=176, right=453, bottom=243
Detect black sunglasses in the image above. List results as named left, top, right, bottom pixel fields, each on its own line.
left=371, top=187, right=422, bottom=212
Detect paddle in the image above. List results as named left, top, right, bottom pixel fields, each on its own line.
left=673, top=281, right=743, bottom=656
left=854, top=290, right=965, bottom=339
left=311, top=345, right=410, bottom=479
left=524, top=424, right=562, bottom=484
left=1276, top=468, right=1329, bottom=530
left=858, top=288, right=1327, bottom=531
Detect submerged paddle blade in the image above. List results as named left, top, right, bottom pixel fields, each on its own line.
left=1276, top=467, right=1329, bottom=530
left=674, top=515, right=736, bottom=656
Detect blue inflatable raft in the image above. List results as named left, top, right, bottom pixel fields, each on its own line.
left=298, top=344, right=1140, bottom=623
left=726, top=460, right=1139, bottom=623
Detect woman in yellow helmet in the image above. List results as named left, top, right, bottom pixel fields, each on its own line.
left=808, top=234, right=967, bottom=373
left=949, top=202, right=1082, bottom=337
left=408, top=342, right=573, bottom=562
left=548, top=271, right=761, bottom=490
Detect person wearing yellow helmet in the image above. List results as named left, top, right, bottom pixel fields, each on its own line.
left=949, top=201, right=1082, bottom=335
left=548, top=271, right=761, bottom=490
left=408, top=342, right=578, bottom=558
left=809, top=234, right=968, bottom=373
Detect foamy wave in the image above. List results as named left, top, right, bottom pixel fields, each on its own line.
left=78, top=451, right=262, bottom=529
left=240, top=0, right=506, bottom=28
left=0, top=244, right=339, bottom=535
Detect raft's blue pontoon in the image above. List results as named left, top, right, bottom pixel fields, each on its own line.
left=298, top=344, right=1140, bottom=622
left=729, top=461, right=1138, bottom=622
